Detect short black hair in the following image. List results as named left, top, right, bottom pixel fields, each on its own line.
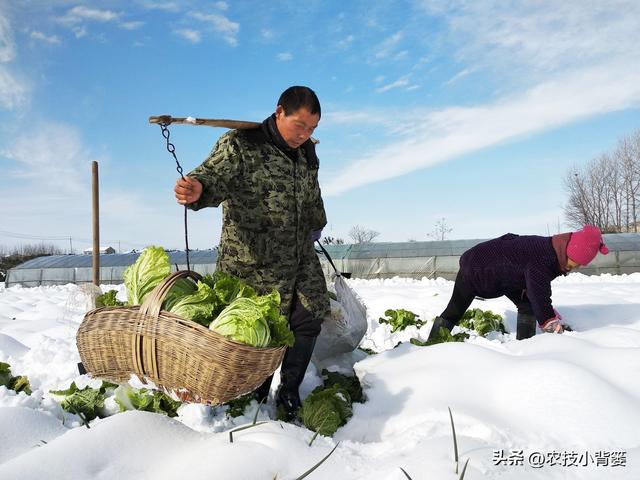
left=277, top=86, right=321, bottom=118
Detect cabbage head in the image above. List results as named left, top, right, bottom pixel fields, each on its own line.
left=299, top=384, right=353, bottom=436
left=164, top=280, right=217, bottom=327
left=460, top=308, right=506, bottom=336
left=209, top=297, right=272, bottom=347
left=123, top=246, right=171, bottom=305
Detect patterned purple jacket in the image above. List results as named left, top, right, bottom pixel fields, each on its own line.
left=459, top=233, right=569, bottom=324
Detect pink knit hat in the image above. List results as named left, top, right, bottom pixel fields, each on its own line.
left=566, top=225, right=609, bottom=266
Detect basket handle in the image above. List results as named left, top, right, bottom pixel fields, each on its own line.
left=134, top=270, right=203, bottom=382
left=139, top=270, right=203, bottom=319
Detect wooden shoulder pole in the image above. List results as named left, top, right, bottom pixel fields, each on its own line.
left=148, top=114, right=319, bottom=144
left=92, top=161, right=100, bottom=286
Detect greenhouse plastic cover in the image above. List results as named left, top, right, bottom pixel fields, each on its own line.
left=5, top=233, right=640, bottom=286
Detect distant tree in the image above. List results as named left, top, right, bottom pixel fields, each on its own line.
left=428, top=218, right=453, bottom=241
left=0, top=243, right=64, bottom=280
left=348, top=225, right=380, bottom=244
left=564, top=129, right=640, bottom=232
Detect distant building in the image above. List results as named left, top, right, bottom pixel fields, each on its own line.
left=83, top=246, right=116, bottom=255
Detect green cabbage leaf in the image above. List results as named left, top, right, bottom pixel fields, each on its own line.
left=300, top=384, right=353, bottom=436
left=209, top=297, right=272, bottom=347
left=123, top=246, right=172, bottom=305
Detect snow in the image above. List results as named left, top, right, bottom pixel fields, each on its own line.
left=1, top=273, right=639, bottom=479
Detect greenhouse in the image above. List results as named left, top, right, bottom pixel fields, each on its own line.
left=5, top=234, right=640, bottom=287
left=319, top=233, right=640, bottom=280
left=4, top=250, right=217, bottom=287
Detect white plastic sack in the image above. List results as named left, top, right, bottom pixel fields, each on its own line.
left=313, top=275, right=368, bottom=361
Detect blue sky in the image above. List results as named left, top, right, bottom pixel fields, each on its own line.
left=1, top=0, right=639, bottom=252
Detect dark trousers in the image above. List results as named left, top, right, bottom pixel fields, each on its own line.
left=440, top=272, right=476, bottom=324
left=440, top=271, right=533, bottom=325
left=253, top=292, right=321, bottom=402
left=288, top=293, right=323, bottom=337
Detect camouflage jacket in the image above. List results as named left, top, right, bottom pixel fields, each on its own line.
left=187, top=124, right=329, bottom=320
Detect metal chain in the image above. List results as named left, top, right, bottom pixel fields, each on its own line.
left=159, top=123, right=190, bottom=271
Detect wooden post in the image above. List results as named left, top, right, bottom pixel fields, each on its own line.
left=92, top=161, right=100, bottom=286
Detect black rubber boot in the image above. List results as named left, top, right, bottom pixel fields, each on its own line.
left=276, top=335, right=317, bottom=420
left=252, top=374, right=273, bottom=404
left=516, top=312, right=537, bottom=340
left=427, top=316, right=456, bottom=342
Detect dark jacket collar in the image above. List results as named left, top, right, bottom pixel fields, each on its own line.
left=261, top=114, right=297, bottom=160
left=260, top=114, right=319, bottom=168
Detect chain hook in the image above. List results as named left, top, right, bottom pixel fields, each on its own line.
left=158, top=122, right=190, bottom=271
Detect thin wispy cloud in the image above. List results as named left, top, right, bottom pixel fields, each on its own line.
left=424, top=0, right=640, bottom=78
left=373, top=32, right=403, bottom=60
left=325, top=58, right=640, bottom=196
left=0, top=17, right=26, bottom=110
left=73, top=26, right=87, bottom=39
left=0, top=16, right=16, bottom=63
left=215, top=1, right=229, bottom=11
left=2, top=123, right=93, bottom=194
left=0, top=121, right=184, bottom=248
left=444, top=67, right=476, bottom=86
left=324, top=1, right=640, bottom=195
left=119, top=21, right=144, bottom=31
left=138, top=1, right=180, bottom=12
left=337, top=34, right=354, bottom=49
left=375, top=74, right=419, bottom=93
left=30, top=31, right=61, bottom=44
left=174, top=28, right=201, bottom=43
left=0, top=68, right=28, bottom=110
left=59, top=6, right=120, bottom=25
left=277, top=52, right=292, bottom=61
left=189, top=11, right=239, bottom=46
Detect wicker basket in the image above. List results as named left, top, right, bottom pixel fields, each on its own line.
left=76, top=270, right=286, bottom=404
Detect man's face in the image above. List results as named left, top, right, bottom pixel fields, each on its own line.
left=274, top=105, right=319, bottom=149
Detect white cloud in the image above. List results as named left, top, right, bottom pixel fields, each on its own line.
left=421, top=0, right=640, bottom=78
left=324, top=109, right=388, bottom=126
left=30, top=31, right=61, bottom=44
left=444, top=67, right=477, bottom=86
left=0, top=121, right=205, bottom=250
left=0, top=15, right=16, bottom=63
left=0, top=67, right=29, bottom=109
left=324, top=58, right=640, bottom=196
left=376, top=75, right=410, bottom=93
left=215, top=1, right=229, bottom=11
left=138, top=1, right=180, bottom=11
left=321, top=1, right=640, bottom=196
left=376, top=75, right=419, bottom=93
left=189, top=11, right=239, bottom=46
left=277, top=52, right=292, bottom=61
left=373, top=32, right=403, bottom=60
left=337, top=34, right=354, bottom=49
left=174, top=28, right=201, bottom=43
left=59, top=6, right=120, bottom=25
left=119, top=21, right=145, bottom=30
left=73, top=26, right=87, bottom=39
left=261, top=29, right=274, bottom=40
left=2, top=123, right=93, bottom=194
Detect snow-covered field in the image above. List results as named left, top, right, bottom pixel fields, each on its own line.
left=1, top=273, right=639, bottom=479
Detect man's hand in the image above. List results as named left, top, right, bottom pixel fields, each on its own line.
left=310, top=229, right=322, bottom=242
left=174, top=176, right=203, bottom=205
